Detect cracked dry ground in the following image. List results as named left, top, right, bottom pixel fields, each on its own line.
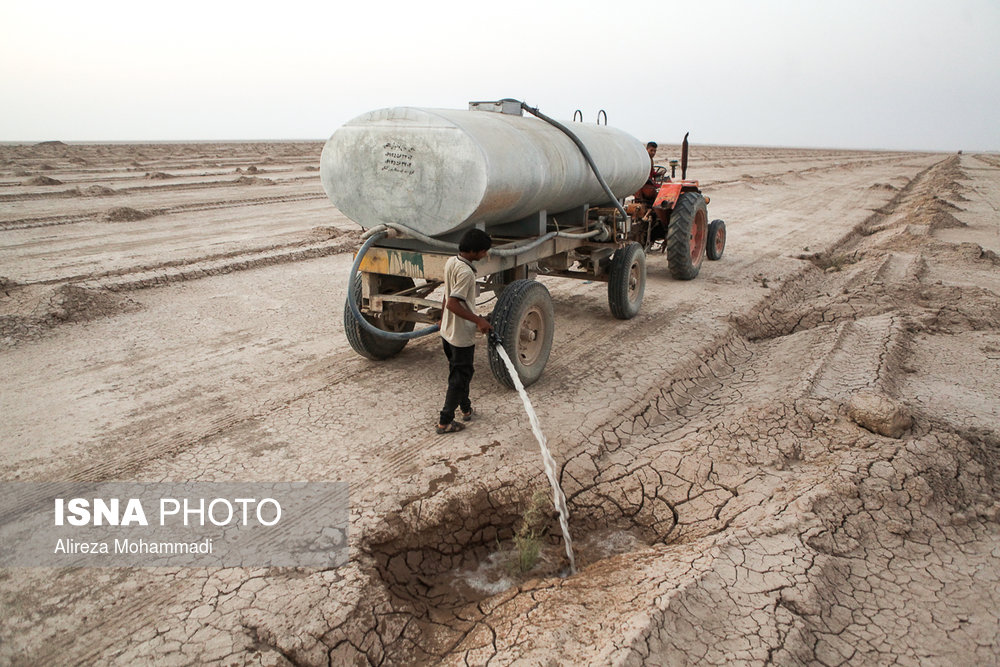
left=1, top=144, right=999, bottom=665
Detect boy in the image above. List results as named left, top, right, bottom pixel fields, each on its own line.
left=436, top=228, right=493, bottom=434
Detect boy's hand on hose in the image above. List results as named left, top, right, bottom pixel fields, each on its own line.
left=476, top=316, right=492, bottom=335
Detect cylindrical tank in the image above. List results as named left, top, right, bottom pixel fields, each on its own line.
left=320, top=106, right=650, bottom=238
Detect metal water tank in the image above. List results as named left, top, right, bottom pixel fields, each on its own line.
left=320, top=104, right=649, bottom=238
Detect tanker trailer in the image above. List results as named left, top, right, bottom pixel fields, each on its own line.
left=322, top=99, right=651, bottom=388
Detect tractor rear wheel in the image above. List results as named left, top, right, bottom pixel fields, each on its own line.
left=343, top=274, right=416, bottom=360
left=488, top=279, right=554, bottom=389
left=707, top=219, right=727, bottom=260
left=608, top=242, right=646, bottom=319
left=667, top=192, right=708, bottom=280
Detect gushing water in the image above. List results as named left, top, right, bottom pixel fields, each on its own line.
left=493, top=343, right=576, bottom=574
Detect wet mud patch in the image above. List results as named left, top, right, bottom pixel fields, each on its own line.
left=381, top=524, right=653, bottom=616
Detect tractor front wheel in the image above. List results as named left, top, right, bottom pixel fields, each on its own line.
left=667, top=192, right=708, bottom=280
left=707, top=219, right=727, bottom=260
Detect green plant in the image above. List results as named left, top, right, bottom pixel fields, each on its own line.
left=509, top=488, right=550, bottom=573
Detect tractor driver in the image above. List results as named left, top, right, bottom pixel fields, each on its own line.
left=635, top=141, right=660, bottom=205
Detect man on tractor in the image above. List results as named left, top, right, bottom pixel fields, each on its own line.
left=630, top=141, right=663, bottom=227
left=636, top=141, right=661, bottom=206
left=625, top=133, right=726, bottom=280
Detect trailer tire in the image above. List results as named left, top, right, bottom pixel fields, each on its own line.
left=488, top=279, right=554, bottom=389
left=707, top=219, right=726, bottom=260
left=667, top=192, right=708, bottom=280
left=343, top=275, right=416, bottom=360
left=608, top=242, right=646, bottom=319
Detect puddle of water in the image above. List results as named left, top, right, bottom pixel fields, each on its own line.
left=454, top=550, right=516, bottom=596
left=449, top=529, right=647, bottom=600
left=493, top=343, right=576, bottom=574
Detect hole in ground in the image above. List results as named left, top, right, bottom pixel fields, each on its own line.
left=366, top=472, right=679, bottom=619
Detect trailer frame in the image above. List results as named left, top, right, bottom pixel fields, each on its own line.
left=345, top=206, right=646, bottom=387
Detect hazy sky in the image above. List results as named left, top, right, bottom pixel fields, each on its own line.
left=2, top=0, right=998, bottom=151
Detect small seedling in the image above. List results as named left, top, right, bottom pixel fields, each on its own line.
left=508, top=488, right=550, bottom=574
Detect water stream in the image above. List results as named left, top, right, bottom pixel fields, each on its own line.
left=493, top=344, right=576, bottom=574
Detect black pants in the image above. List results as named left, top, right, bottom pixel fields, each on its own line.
left=440, top=339, right=475, bottom=425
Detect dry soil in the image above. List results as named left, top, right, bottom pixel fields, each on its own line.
left=1, top=141, right=998, bottom=666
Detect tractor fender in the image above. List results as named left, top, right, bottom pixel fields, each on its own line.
left=654, top=180, right=702, bottom=210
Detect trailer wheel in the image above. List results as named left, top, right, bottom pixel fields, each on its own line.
left=488, top=279, right=554, bottom=389
left=343, top=274, right=416, bottom=360
left=608, top=242, right=646, bottom=319
left=667, top=192, right=708, bottom=280
left=707, top=219, right=726, bottom=260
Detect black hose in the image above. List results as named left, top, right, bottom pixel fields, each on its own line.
left=346, top=231, right=441, bottom=341
left=519, top=101, right=631, bottom=222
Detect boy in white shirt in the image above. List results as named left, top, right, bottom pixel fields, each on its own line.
left=437, top=228, right=493, bottom=433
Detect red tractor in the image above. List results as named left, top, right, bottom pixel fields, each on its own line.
left=626, top=133, right=726, bottom=279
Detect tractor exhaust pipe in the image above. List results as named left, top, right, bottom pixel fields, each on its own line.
left=681, top=132, right=689, bottom=181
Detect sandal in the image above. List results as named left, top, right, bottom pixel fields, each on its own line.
left=435, top=421, right=466, bottom=434
left=461, top=407, right=474, bottom=422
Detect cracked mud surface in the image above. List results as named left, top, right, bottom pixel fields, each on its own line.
left=1, top=143, right=998, bottom=665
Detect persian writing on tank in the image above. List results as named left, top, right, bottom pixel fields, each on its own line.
left=381, top=141, right=415, bottom=175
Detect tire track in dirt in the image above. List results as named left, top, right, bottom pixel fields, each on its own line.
left=0, top=193, right=327, bottom=231
left=84, top=235, right=360, bottom=293
left=0, top=174, right=322, bottom=204
left=0, top=232, right=362, bottom=347
left=703, top=152, right=921, bottom=189
left=0, top=166, right=311, bottom=188
left=971, top=153, right=1000, bottom=169
left=9, top=344, right=376, bottom=482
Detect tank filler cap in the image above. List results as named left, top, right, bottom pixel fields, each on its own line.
left=468, top=99, right=524, bottom=116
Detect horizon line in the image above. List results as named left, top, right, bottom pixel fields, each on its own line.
left=0, top=139, right=982, bottom=154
